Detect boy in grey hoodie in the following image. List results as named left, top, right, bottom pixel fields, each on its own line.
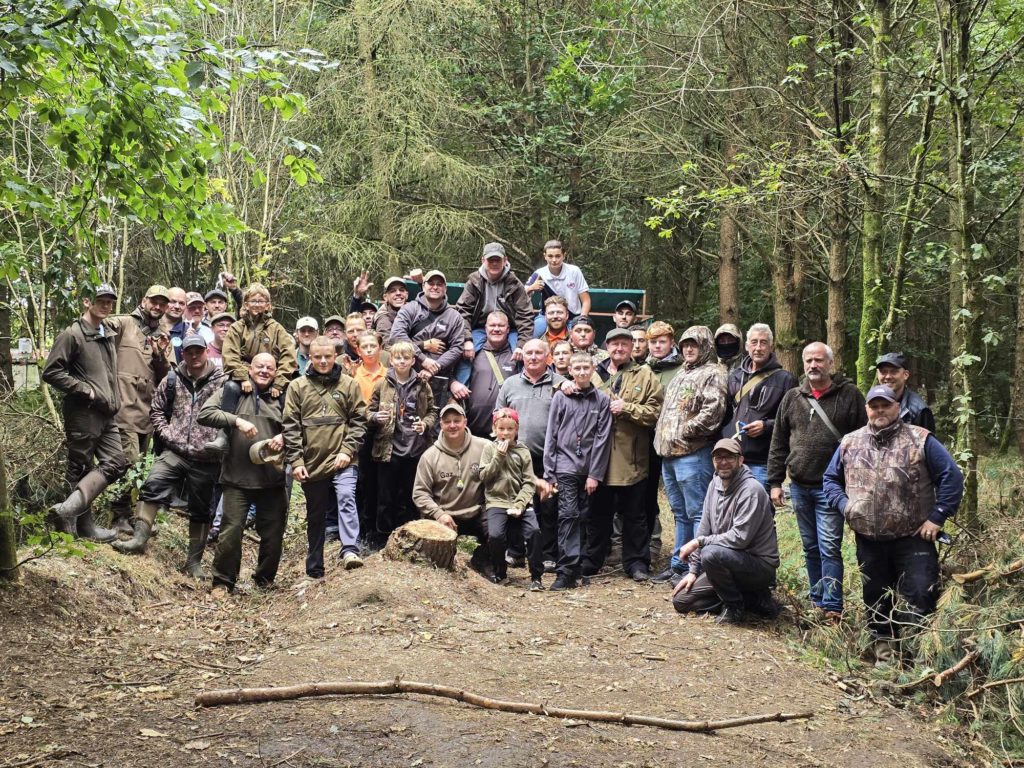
left=543, top=353, right=612, bottom=590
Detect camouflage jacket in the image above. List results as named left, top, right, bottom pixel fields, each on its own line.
left=654, top=326, right=727, bottom=458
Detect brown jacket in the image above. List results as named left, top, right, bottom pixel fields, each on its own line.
left=42, top=317, right=120, bottom=417
left=221, top=312, right=297, bottom=389
left=107, top=308, right=172, bottom=435
left=597, top=359, right=664, bottom=486
left=366, top=372, right=438, bottom=462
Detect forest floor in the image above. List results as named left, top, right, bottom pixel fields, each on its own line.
left=0, top=513, right=973, bottom=768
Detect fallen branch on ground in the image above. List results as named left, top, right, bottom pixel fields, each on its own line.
left=195, top=679, right=813, bottom=733
left=883, top=649, right=980, bottom=692
left=951, top=559, right=1023, bottom=585
left=967, top=676, right=1024, bottom=699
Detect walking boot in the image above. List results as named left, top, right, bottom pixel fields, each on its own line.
left=182, top=522, right=210, bottom=578
left=202, top=430, right=230, bottom=458
left=48, top=470, right=110, bottom=536
left=76, top=509, right=117, bottom=543
left=111, top=501, right=159, bottom=555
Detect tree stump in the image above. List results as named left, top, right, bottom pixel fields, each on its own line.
left=383, top=519, right=458, bottom=570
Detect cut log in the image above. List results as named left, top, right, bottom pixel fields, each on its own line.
left=383, top=519, right=457, bottom=570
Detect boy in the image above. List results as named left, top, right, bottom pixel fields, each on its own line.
left=543, top=353, right=612, bottom=590
left=367, top=341, right=438, bottom=548
left=479, top=408, right=543, bottom=588
left=527, top=240, right=591, bottom=337
left=221, top=283, right=297, bottom=395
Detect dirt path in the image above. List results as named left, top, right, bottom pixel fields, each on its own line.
left=0, top=524, right=967, bottom=768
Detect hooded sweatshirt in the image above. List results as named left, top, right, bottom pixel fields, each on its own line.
left=654, top=326, right=728, bottom=459
left=767, top=373, right=867, bottom=488
left=689, top=464, right=780, bottom=575
left=389, top=294, right=466, bottom=374
left=714, top=323, right=743, bottom=372
left=455, top=266, right=535, bottom=346
left=723, top=353, right=798, bottom=464
left=412, top=429, right=488, bottom=521
left=646, top=347, right=684, bottom=390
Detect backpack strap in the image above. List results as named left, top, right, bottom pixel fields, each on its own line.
left=734, top=368, right=780, bottom=405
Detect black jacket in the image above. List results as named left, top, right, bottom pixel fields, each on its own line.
left=722, top=354, right=798, bottom=464
left=900, top=388, right=935, bottom=433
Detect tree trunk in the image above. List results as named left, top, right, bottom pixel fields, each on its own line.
left=383, top=519, right=458, bottom=570
left=1013, top=133, right=1024, bottom=452
left=856, top=0, right=891, bottom=391
left=771, top=234, right=803, bottom=375
left=0, top=438, right=18, bottom=582
left=717, top=8, right=744, bottom=327
left=0, top=279, right=13, bottom=394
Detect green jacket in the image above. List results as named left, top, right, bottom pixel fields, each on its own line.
left=221, top=312, right=297, bottom=389
left=478, top=441, right=537, bottom=510
left=107, top=308, right=172, bottom=435
left=282, top=365, right=368, bottom=482
left=198, top=384, right=285, bottom=489
left=597, top=359, right=664, bottom=486
left=42, top=317, right=120, bottom=417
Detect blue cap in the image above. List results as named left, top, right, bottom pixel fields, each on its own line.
left=866, top=384, right=898, bottom=403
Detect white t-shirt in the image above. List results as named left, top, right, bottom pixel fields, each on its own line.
left=533, top=263, right=590, bottom=315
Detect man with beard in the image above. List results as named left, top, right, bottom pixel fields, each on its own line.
left=768, top=342, right=866, bottom=621
left=539, top=296, right=570, bottom=348
left=162, top=287, right=188, bottom=362
left=723, top=323, right=798, bottom=489
left=824, top=385, right=962, bottom=663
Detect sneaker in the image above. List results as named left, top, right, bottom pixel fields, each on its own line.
left=872, top=639, right=898, bottom=667
left=505, top=554, right=526, bottom=568
left=651, top=567, right=678, bottom=584
left=549, top=574, right=577, bottom=591
left=207, top=527, right=220, bottom=546
left=542, top=560, right=557, bottom=574
left=630, top=567, right=650, bottom=582
left=342, top=552, right=364, bottom=570
left=530, top=579, right=545, bottom=591
left=716, top=605, right=745, bottom=625
left=821, top=609, right=843, bottom=625
left=580, top=575, right=591, bottom=586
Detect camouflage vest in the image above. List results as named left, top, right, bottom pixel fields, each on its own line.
left=838, top=422, right=934, bottom=540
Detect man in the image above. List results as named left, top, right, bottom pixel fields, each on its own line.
left=496, top=339, right=564, bottom=572
left=672, top=438, right=780, bottom=625
left=569, top=315, right=608, bottom=362
left=207, top=312, right=234, bottom=369
left=113, top=335, right=226, bottom=578
left=185, top=292, right=215, bottom=344
left=714, top=323, right=743, bottom=372
left=526, top=240, right=591, bottom=336
left=723, top=323, right=798, bottom=489
left=294, top=316, right=318, bottom=376
left=105, top=285, right=174, bottom=534
left=283, top=336, right=369, bottom=576
left=630, top=325, right=648, bottom=364
left=768, top=342, right=866, bottom=620
left=324, top=315, right=345, bottom=345
left=613, top=300, right=637, bottom=329
left=162, top=287, right=189, bottom=362
left=373, top=276, right=409, bottom=346
left=587, top=329, right=663, bottom=581
left=653, top=326, right=728, bottom=586
left=198, top=353, right=288, bottom=594
left=205, top=288, right=230, bottom=318
left=823, top=385, right=963, bottom=663
left=456, top=242, right=535, bottom=358
left=389, top=270, right=466, bottom=408
left=451, top=312, right=519, bottom=437
left=412, top=403, right=490, bottom=566
left=539, top=296, right=570, bottom=347
left=875, top=352, right=936, bottom=432
left=42, top=283, right=127, bottom=541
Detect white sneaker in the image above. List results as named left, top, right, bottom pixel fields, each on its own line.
left=343, top=552, right=364, bottom=570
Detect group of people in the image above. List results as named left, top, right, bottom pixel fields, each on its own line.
left=41, top=240, right=964, bottom=664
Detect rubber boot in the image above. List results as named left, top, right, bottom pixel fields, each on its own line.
left=182, top=522, right=209, bottom=579
left=202, top=430, right=229, bottom=458
left=48, top=470, right=110, bottom=536
left=77, top=509, right=117, bottom=543
left=111, top=501, right=159, bottom=554
left=110, top=511, right=134, bottom=536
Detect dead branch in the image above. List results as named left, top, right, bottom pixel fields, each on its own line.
left=967, top=676, right=1024, bottom=699
left=195, top=678, right=813, bottom=733
left=951, top=559, right=1024, bottom=585
left=933, top=650, right=980, bottom=687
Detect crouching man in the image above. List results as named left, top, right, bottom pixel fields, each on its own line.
left=672, top=438, right=780, bottom=625
left=199, top=352, right=287, bottom=594
left=113, top=335, right=226, bottom=576
left=283, top=336, right=369, bottom=577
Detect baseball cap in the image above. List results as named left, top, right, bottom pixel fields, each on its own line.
left=145, top=285, right=169, bottom=300
left=93, top=283, right=117, bottom=299
left=181, top=334, right=208, bottom=350
left=423, top=270, right=447, bottom=284
left=605, top=328, right=633, bottom=344
left=866, top=384, right=899, bottom=403
left=483, top=242, right=506, bottom=260
left=492, top=407, right=519, bottom=424
left=615, top=300, right=637, bottom=312
left=876, top=352, right=908, bottom=370
left=569, top=315, right=593, bottom=329
left=439, top=402, right=466, bottom=418
left=185, top=291, right=205, bottom=306
left=383, top=276, right=406, bottom=292
left=323, top=315, right=345, bottom=327
left=295, top=316, right=318, bottom=332
left=204, top=288, right=228, bottom=301
left=209, top=312, right=235, bottom=325
left=249, top=438, right=284, bottom=466
left=359, top=300, right=378, bottom=312
left=712, top=438, right=743, bottom=455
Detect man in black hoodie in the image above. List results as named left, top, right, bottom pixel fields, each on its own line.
left=723, top=323, right=798, bottom=489
left=768, top=342, right=866, bottom=620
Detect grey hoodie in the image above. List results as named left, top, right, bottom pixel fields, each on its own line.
left=689, top=464, right=780, bottom=575
left=543, top=385, right=612, bottom=481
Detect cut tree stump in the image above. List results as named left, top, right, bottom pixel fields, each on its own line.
left=383, top=519, right=457, bottom=570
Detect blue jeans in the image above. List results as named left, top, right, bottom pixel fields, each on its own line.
left=790, top=482, right=844, bottom=613
left=747, top=463, right=769, bottom=491
left=455, top=328, right=519, bottom=384
left=662, top=446, right=714, bottom=572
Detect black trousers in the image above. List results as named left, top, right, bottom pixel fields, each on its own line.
left=507, top=452, right=557, bottom=562
left=139, top=451, right=219, bottom=523
left=375, top=455, right=419, bottom=544
left=484, top=507, right=542, bottom=579
left=645, top=451, right=662, bottom=543
left=584, top=481, right=649, bottom=576
left=213, top=485, right=287, bottom=591
left=673, top=544, right=776, bottom=614
left=855, top=533, right=939, bottom=641
left=356, top=436, right=377, bottom=541
left=555, top=473, right=590, bottom=578
left=62, top=405, right=127, bottom=488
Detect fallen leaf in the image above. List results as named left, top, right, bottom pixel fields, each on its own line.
left=182, top=740, right=211, bottom=751
left=139, top=728, right=167, bottom=738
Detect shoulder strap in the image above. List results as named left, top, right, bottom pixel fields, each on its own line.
left=806, top=395, right=842, bottom=441
left=734, top=368, right=779, bottom=405
left=309, top=378, right=350, bottom=418
left=483, top=351, right=507, bottom=386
